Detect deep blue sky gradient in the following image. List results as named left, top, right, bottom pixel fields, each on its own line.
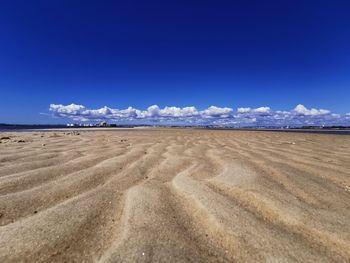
left=1, top=0, right=349, bottom=123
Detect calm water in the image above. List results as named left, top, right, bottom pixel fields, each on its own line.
left=262, top=129, right=350, bottom=135
left=206, top=128, right=350, bottom=135
left=0, top=129, right=159, bottom=133
left=0, top=125, right=156, bottom=133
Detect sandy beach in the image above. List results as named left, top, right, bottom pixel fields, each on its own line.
left=0, top=129, right=350, bottom=262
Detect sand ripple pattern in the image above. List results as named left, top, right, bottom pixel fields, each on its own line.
left=0, top=129, right=350, bottom=262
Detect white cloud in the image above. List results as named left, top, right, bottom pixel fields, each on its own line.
left=293, top=104, right=330, bottom=116
left=49, top=103, right=85, bottom=114
left=237, top=107, right=251, bottom=113
left=159, top=106, right=199, bottom=117
left=145, top=105, right=160, bottom=117
left=237, top=106, right=270, bottom=113
left=49, top=103, right=350, bottom=127
left=253, top=107, right=271, bottom=113
left=201, top=106, right=233, bottom=118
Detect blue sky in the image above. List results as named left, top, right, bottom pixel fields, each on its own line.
left=0, top=0, right=350, bottom=125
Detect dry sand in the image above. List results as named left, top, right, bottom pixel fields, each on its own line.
left=0, top=129, right=350, bottom=262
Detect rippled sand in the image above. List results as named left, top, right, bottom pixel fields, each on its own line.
left=0, top=129, right=350, bottom=262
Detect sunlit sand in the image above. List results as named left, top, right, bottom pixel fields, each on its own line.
left=1, top=129, right=349, bottom=262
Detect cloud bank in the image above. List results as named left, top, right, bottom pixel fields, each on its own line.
left=49, top=103, right=350, bottom=127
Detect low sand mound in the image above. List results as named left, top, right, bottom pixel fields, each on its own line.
left=0, top=129, right=350, bottom=262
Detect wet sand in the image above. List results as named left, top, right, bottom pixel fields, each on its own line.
left=0, top=129, right=350, bottom=262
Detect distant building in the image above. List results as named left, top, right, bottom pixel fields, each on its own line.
left=99, top=121, right=108, bottom=127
